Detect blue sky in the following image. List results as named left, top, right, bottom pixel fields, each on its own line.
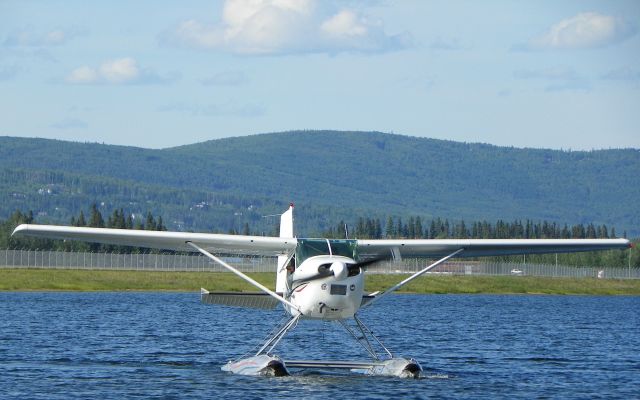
left=1, top=0, right=639, bottom=150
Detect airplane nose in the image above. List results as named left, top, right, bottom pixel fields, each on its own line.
left=329, top=261, right=348, bottom=280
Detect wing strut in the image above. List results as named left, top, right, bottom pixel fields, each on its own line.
left=186, top=242, right=302, bottom=314
left=363, top=248, right=464, bottom=308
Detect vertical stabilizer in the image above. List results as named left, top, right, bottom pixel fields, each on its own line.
left=279, top=203, right=294, bottom=238
left=276, top=203, right=295, bottom=293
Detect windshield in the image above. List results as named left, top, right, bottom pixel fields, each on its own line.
left=296, top=239, right=358, bottom=264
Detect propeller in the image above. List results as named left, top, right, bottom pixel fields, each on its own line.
left=293, top=258, right=383, bottom=284
left=329, top=261, right=348, bottom=280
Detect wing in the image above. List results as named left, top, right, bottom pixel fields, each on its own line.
left=12, top=224, right=296, bottom=256
left=356, top=238, right=631, bottom=261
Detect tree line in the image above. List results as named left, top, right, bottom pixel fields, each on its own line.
left=1, top=204, right=165, bottom=252
left=0, top=207, right=636, bottom=268
left=69, top=203, right=166, bottom=231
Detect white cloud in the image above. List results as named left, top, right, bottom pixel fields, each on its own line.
left=160, top=0, right=409, bottom=55
left=3, top=28, right=84, bottom=47
left=66, top=58, right=177, bottom=85
left=44, top=30, right=66, bottom=45
left=321, top=10, right=367, bottom=37
left=99, top=58, right=139, bottom=83
left=522, top=12, right=635, bottom=50
left=67, top=65, right=99, bottom=84
left=171, top=20, right=225, bottom=49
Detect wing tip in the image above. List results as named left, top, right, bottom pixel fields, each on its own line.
left=11, top=223, right=29, bottom=237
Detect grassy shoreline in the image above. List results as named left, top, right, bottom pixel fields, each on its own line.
left=1, top=269, right=640, bottom=295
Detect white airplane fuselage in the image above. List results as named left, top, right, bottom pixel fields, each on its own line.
left=286, top=255, right=364, bottom=320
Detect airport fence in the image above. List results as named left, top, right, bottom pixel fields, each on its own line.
left=1, top=249, right=638, bottom=279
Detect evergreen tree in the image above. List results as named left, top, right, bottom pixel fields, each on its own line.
left=88, top=203, right=104, bottom=228
left=108, top=209, right=126, bottom=229
left=457, top=219, right=468, bottom=238
left=415, top=216, right=423, bottom=239
left=407, top=216, right=416, bottom=239
left=600, top=225, right=608, bottom=239
left=385, top=216, right=394, bottom=238
left=156, top=216, right=166, bottom=231
left=572, top=224, right=585, bottom=238
left=429, top=219, right=437, bottom=239
left=145, top=212, right=157, bottom=231
left=586, top=223, right=596, bottom=238
left=77, top=211, right=86, bottom=227
left=472, top=222, right=479, bottom=238
left=364, top=218, right=374, bottom=239
left=134, top=217, right=144, bottom=230
left=242, top=222, right=250, bottom=236
left=356, top=217, right=366, bottom=238
left=374, top=218, right=382, bottom=239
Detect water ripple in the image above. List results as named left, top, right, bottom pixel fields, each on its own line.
left=1, top=292, right=638, bottom=399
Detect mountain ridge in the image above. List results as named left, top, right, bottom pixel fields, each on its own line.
left=0, top=131, right=638, bottom=236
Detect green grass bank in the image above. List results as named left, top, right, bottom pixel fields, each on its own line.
left=1, top=269, right=639, bottom=295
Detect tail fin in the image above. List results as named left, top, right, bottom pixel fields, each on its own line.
left=276, top=203, right=295, bottom=293
left=279, top=203, right=294, bottom=238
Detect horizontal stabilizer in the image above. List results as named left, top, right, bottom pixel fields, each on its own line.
left=360, top=294, right=376, bottom=307
left=200, top=289, right=281, bottom=310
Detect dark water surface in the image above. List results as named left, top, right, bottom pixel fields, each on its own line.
left=1, top=292, right=638, bottom=399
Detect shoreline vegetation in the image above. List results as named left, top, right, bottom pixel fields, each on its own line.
left=1, top=269, right=639, bottom=295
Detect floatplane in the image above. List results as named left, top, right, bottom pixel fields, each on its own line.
left=13, top=204, right=631, bottom=378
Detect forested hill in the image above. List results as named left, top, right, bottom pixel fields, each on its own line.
left=0, top=131, right=638, bottom=236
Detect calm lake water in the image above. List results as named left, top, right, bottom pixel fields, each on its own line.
left=1, top=292, right=638, bottom=399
